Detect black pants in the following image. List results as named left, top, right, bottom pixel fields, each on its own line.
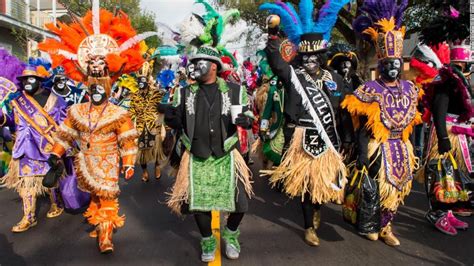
left=301, top=194, right=321, bottom=229
left=194, top=212, right=245, bottom=237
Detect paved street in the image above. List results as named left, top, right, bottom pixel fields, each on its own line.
left=0, top=159, right=472, bottom=265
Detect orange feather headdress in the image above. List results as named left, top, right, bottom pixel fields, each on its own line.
left=39, top=8, right=157, bottom=84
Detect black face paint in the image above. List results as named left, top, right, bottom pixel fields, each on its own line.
left=22, top=77, right=40, bottom=95
left=339, top=60, right=352, bottom=76
left=137, top=76, right=148, bottom=90
left=302, top=55, right=320, bottom=74
left=90, top=84, right=107, bottom=105
left=380, top=58, right=402, bottom=82
left=192, top=60, right=212, bottom=82
left=121, top=88, right=130, bottom=99
left=52, top=75, right=71, bottom=96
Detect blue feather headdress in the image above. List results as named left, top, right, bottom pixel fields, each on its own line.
left=259, top=0, right=350, bottom=50
left=157, top=69, right=176, bottom=89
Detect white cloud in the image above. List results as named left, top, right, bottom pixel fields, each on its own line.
left=140, top=0, right=204, bottom=27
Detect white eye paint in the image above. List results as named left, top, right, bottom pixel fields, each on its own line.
left=393, top=59, right=401, bottom=68
left=27, top=77, right=36, bottom=83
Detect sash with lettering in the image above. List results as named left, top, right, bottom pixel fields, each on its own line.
left=295, top=70, right=340, bottom=157
left=11, top=93, right=58, bottom=146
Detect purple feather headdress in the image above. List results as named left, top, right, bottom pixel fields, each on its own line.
left=353, top=0, right=408, bottom=59
left=0, top=49, right=26, bottom=87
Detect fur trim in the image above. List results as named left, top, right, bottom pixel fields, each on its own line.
left=342, top=95, right=422, bottom=143
left=262, top=127, right=347, bottom=204
left=120, top=147, right=138, bottom=157
left=75, top=152, right=120, bottom=200
left=117, top=128, right=138, bottom=143
left=84, top=197, right=125, bottom=228
left=68, top=103, right=130, bottom=134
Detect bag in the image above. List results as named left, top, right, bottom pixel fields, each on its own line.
left=431, top=152, right=469, bottom=203
left=357, top=169, right=381, bottom=234
left=342, top=169, right=363, bottom=225
left=58, top=157, right=90, bottom=211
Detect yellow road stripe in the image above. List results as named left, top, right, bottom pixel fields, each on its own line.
left=209, top=211, right=221, bottom=266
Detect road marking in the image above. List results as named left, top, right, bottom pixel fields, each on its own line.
left=209, top=211, right=221, bottom=266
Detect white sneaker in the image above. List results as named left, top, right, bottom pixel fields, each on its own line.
left=222, top=227, right=240, bottom=260
left=200, top=236, right=217, bottom=262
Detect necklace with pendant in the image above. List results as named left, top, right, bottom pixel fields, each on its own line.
left=86, top=102, right=109, bottom=149
left=378, top=79, right=402, bottom=100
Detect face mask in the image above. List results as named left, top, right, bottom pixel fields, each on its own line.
left=52, top=76, right=70, bottom=96
left=302, top=55, right=320, bottom=74
left=23, top=77, right=40, bottom=95
left=187, top=63, right=196, bottom=80
left=340, top=61, right=352, bottom=77
left=381, top=58, right=402, bottom=82
left=122, top=89, right=130, bottom=98
left=192, top=60, right=212, bottom=82
left=137, top=76, right=148, bottom=90
left=90, top=84, right=107, bottom=105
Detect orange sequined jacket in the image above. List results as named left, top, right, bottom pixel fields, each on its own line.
left=51, top=102, right=138, bottom=199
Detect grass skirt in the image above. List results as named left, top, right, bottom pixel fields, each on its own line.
left=367, top=140, right=416, bottom=211
left=262, top=127, right=347, bottom=204
left=0, top=159, right=49, bottom=197
left=136, top=133, right=165, bottom=165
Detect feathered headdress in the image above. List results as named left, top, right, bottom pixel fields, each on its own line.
left=116, top=74, right=138, bottom=94
left=38, top=0, right=159, bottom=83
left=353, top=0, right=408, bottom=59
left=179, top=0, right=242, bottom=69
left=157, top=69, right=176, bottom=89
left=0, top=49, right=25, bottom=98
left=328, top=43, right=359, bottom=70
left=259, top=0, right=350, bottom=53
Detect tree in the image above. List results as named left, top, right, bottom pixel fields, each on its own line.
left=57, top=0, right=160, bottom=48
left=218, top=0, right=443, bottom=78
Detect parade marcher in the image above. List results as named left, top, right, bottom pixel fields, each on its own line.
left=342, top=0, right=422, bottom=246
left=129, top=62, right=165, bottom=182
left=110, top=74, right=138, bottom=110
left=39, top=4, right=154, bottom=253
left=255, top=50, right=287, bottom=166
left=166, top=2, right=253, bottom=260
left=50, top=70, right=88, bottom=106
left=260, top=0, right=352, bottom=246
left=416, top=0, right=474, bottom=234
left=328, top=44, right=363, bottom=93
left=0, top=64, right=67, bottom=232
left=165, top=45, right=253, bottom=263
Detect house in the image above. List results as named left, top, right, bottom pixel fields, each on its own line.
left=0, top=0, right=64, bottom=59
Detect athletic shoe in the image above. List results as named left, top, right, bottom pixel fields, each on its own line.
left=446, top=210, right=469, bottom=230
left=435, top=214, right=457, bottom=236
left=222, top=227, right=241, bottom=260
left=200, top=236, right=217, bottom=263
